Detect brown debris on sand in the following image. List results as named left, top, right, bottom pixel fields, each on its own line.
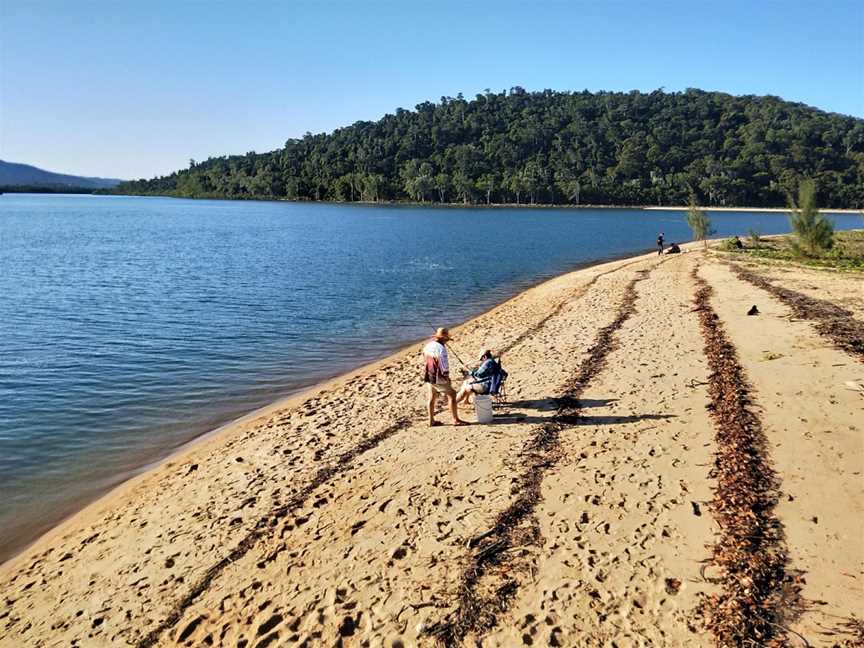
left=836, top=617, right=864, bottom=647
left=692, top=267, right=803, bottom=648
left=728, top=263, right=864, bottom=362
left=427, top=272, right=648, bottom=647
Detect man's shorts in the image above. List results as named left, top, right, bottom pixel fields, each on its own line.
left=428, top=381, right=456, bottom=396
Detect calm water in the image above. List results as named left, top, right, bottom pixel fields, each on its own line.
left=1, top=194, right=860, bottom=560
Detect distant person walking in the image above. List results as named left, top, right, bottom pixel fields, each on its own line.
left=422, top=327, right=466, bottom=427
left=657, top=232, right=665, bottom=255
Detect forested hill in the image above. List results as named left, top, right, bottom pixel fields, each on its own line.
left=113, top=89, right=864, bottom=208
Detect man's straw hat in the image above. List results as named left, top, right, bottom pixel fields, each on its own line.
left=434, top=327, right=452, bottom=342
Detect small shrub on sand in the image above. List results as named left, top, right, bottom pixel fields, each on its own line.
left=687, top=197, right=715, bottom=248
left=789, top=179, right=834, bottom=256
left=748, top=229, right=761, bottom=249
left=729, top=230, right=864, bottom=271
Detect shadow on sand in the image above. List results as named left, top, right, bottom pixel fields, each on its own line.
left=503, top=397, right=619, bottom=412
left=489, top=397, right=675, bottom=426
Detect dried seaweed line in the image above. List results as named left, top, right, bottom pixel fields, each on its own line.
left=429, top=272, right=647, bottom=647
left=137, top=416, right=412, bottom=648
left=727, top=262, right=864, bottom=362
left=837, top=616, right=864, bottom=647
left=692, top=267, right=801, bottom=648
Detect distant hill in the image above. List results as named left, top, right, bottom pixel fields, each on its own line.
left=0, top=160, right=124, bottom=190
left=111, top=88, right=864, bottom=209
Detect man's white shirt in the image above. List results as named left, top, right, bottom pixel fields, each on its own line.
left=422, top=340, right=449, bottom=373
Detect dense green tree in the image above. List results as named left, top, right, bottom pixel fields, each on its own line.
left=453, top=171, right=476, bottom=204
left=434, top=173, right=452, bottom=203
left=111, top=89, right=864, bottom=208
left=555, top=165, right=582, bottom=205
left=522, top=160, right=547, bottom=204
left=333, top=174, right=353, bottom=201
left=507, top=171, right=527, bottom=205
left=477, top=173, right=498, bottom=204
left=416, top=162, right=435, bottom=202
left=399, top=160, right=422, bottom=202
left=361, top=173, right=383, bottom=202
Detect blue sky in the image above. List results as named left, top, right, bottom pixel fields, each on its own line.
left=1, top=0, right=862, bottom=179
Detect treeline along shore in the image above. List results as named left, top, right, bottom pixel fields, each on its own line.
left=108, top=88, right=864, bottom=209
left=0, top=185, right=100, bottom=194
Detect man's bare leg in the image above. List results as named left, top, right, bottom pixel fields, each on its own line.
left=448, top=392, right=465, bottom=425
left=428, top=388, right=438, bottom=426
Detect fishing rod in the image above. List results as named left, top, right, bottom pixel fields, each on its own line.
left=447, top=341, right=469, bottom=369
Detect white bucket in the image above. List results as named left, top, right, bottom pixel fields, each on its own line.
left=474, top=394, right=494, bottom=424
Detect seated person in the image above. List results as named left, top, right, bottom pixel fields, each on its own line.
left=666, top=242, right=681, bottom=254
left=456, top=350, right=498, bottom=405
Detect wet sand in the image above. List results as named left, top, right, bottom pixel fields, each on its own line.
left=1, top=246, right=861, bottom=647
left=643, top=206, right=863, bottom=214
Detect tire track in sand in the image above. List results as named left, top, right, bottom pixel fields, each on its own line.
left=692, top=266, right=802, bottom=647
left=426, top=268, right=651, bottom=647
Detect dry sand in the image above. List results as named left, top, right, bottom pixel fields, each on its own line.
left=642, top=207, right=863, bottom=214
left=739, top=262, right=864, bottom=321
left=1, top=248, right=861, bottom=647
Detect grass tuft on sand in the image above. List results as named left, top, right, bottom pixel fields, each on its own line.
left=718, top=230, right=864, bottom=271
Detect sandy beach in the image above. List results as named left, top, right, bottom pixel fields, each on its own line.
left=1, top=246, right=862, bottom=647
left=642, top=206, right=864, bottom=214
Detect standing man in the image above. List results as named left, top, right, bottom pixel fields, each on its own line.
left=423, top=327, right=466, bottom=427
left=657, top=232, right=665, bottom=255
